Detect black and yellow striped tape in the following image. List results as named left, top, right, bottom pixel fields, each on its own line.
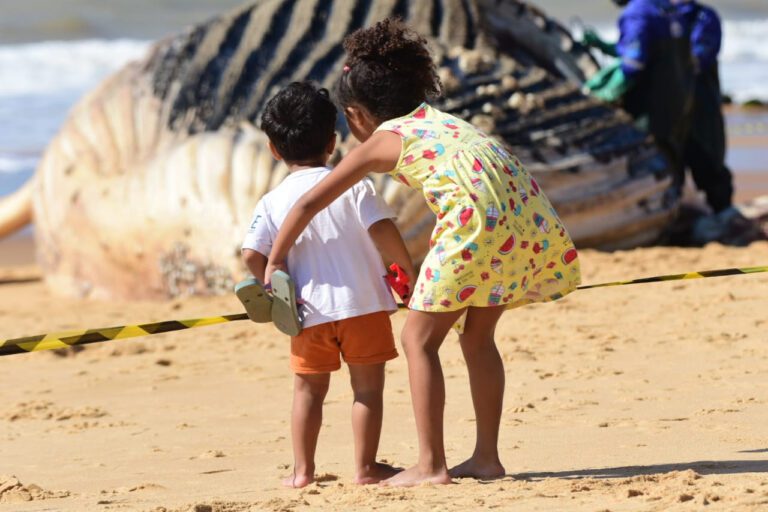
left=1, top=265, right=766, bottom=357
left=575, top=265, right=768, bottom=290
left=0, top=314, right=247, bottom=357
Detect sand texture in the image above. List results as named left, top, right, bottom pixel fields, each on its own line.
left=1, top=242, right=767, bottom=511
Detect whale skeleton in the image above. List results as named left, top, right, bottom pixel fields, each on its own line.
left=0, top=0, right=684, bottom=299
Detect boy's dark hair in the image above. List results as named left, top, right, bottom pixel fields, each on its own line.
left=260, top=81, right=337, bottom=162
left=335, top=18, right=443, bottom=121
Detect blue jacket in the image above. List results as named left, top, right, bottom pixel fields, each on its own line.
left=617, top=0, right=684, bottom=78
left=676, top=1, right=722, bottom=72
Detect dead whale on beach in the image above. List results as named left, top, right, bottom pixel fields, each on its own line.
left=0, top=0, right=746, bottom=299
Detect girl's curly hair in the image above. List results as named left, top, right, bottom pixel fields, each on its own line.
left=335, top=18, right=443, bottom=121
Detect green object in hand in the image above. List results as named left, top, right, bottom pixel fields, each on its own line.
left=581, top=29, right=603, bottom=47
left=584, top=61, right=631, bottom=103
left=581, top=29, right=618, bottom=57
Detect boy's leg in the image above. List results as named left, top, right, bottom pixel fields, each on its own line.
left=384, top=308, right=466, bottom=487
left=284, top=372, right=330, bottom=488
left=348, top=362, right=400, bottom=484
left=450, top=305, right=507, bottom=479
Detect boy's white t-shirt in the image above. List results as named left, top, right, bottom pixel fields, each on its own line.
left=242, top=167, right=398, bottom=329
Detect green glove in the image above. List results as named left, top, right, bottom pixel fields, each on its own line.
left=581, top=29, right=618, bottom=57
left=581, top=29, right=603, bottom=47
left=584, top=61, right=631, bottom=103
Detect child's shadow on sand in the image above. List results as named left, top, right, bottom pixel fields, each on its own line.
left=507, top=457, right=768, bottom=481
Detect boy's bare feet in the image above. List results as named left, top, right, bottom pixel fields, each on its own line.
left=282, top=472, right=314, bottom=489
left=448, top=457, right=505, bottom=480
left=354, top=462, right=401, bottom=485
left=380, top=465, right=452, bottom=487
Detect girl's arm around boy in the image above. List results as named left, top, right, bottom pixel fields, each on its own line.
left=368, top=218, right=417, bottom=288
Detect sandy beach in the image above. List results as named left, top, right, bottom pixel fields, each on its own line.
left=1, top=1, right=767, bottom=509
left=1, top=234, right=767, bottom=511
left=1, top=110, right=767, bottom=511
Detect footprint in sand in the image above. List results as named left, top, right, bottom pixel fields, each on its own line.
left=101, top=483, right=166, bottom=495
left=192, top=450, right=226, bottom=460
left=2, top=401, right=108, bottom=422
left=0, top=475, right=70, bottom=503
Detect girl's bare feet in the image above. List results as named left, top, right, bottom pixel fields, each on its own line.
left=354, top=462, right=402, bottom=485
left=380, top=464, right=452, bottom=487
left=282, top=472, right=314, bottom=488
left=449, top=457, right=505, bottom=480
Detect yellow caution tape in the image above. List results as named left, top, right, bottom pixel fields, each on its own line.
left=2, top=265, right=766, bottom=357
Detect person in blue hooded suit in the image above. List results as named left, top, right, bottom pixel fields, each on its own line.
left=583, top=0, right=695, bottom=199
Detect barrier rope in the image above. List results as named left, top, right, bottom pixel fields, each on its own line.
left=0, top=314, right=247, bottom=357
left=1, top=265, right=766, bottom=357
left=575, top=265, right=768, bottom=290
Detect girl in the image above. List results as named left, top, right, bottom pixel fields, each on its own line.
left=265, top=18, right=581, bottom=487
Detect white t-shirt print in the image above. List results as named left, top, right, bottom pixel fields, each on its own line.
left=242, top=167, right=398, bottom=328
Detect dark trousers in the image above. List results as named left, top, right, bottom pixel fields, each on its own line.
left=623, top=37, right=694, bottom=196
left=685, top=132, right=733, bottom=213
left=683, top=66, right=733, bottom=213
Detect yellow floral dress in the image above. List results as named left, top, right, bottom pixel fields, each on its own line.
left=376, top=103, right=581, bottom=312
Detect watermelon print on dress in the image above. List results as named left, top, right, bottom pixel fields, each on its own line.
left=499, top=235, right=515, bottom=255
left=375, top=103, right=581, bottom=312
left=562, top=248, right=578, bottom=265
left=457, top=285, right=477, bottom=303
left=471, top=177, right=487, bottom=193
left=458, top=206, right=474, bottom=227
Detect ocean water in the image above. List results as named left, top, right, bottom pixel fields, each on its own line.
left=0, top=0, right=766, bottom=199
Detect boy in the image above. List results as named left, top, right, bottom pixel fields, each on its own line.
left=241, top=81, right=413, bottom=488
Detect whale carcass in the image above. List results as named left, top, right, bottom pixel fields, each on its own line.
left=0, top=0, right=678, bottom=299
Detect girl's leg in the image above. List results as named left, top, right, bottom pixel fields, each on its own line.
left=450, top=305, right=507, bottom=479
left=384, top=308, right=466, bottom=487
left=284, top=372, right=330, bottom=488
left=348, top=362, right=400, bottom=484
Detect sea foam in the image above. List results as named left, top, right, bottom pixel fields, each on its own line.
left=0, top=39, right=148, bottom=187
left=0, top=22, right=765, bottom=191
left=0, top=39, right=149, bottom=97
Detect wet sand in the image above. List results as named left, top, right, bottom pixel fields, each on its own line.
left=734, top=173, right=768, bottom=202
left=727, top=107, right=768, bottom=202
left=0, top=232, right=35, bottom=268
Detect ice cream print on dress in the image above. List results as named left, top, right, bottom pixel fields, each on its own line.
left=375, top=102, right=581, bottom=312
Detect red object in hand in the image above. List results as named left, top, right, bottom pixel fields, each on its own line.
left=386, top=263, right=411, bottom=301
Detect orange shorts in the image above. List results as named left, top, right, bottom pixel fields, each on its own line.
left=290, top=311, right=398, bottom=374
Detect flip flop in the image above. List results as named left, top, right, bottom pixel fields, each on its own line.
left=270, top=270, right=302, bottom=336
left=234, top=278, right=273, bottom=323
